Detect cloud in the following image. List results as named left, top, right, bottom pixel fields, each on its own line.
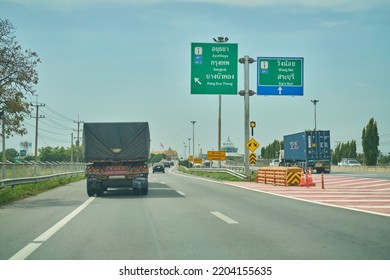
left=5, top=0, right=390, bottom=12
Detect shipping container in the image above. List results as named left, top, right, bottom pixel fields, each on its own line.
left=282, top=130, right=331, bottom=173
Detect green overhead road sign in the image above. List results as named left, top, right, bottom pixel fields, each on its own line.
left=257, top=57, right=304, bottom=96
left=191, top=42, right=238, bottom=95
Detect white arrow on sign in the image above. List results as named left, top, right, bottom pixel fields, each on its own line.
left=278, top=87, right=283, bottom=95
left=194, top=78, right=202, bottom=85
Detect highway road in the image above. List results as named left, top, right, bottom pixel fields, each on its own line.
left=1, top=167, right=390, bottom=260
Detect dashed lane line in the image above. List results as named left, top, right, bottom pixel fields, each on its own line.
left=210, top=211, right=239, bottom=224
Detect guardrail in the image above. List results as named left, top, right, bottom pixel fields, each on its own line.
left=0, top=171, right=85, bottom=190
left=1, top=161, right=86, bottom=180
left=186, top=167, right=247, bottom=180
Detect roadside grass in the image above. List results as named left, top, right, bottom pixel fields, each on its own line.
left=0, top=175, right=85, bottom=207
left=178, top=166, right=255, bottom=182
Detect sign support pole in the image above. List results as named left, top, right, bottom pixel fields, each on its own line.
left=239, top=56, right=255, bottom=177
left=212, top=37, right=230, bottom=169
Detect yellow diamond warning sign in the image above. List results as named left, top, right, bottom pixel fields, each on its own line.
left=246, top=138, right=260, bottom=152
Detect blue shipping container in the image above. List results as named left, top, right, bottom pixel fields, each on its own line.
left=284, top=130, right=331, bottom=161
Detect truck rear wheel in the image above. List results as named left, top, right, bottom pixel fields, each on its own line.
left=315, top=168, right=325, bottom=174
left=87, top=186, right=95, bottom=197
left=141, top=188, right=148, bottom=195
left=87, top=179, right=96, bottom=197
left=95, top=186, right=104, bottom=197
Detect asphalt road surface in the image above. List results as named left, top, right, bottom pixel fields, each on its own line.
left=1, top=167, right=389, bottom=260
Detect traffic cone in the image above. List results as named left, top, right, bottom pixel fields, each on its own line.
left=299, top=168, right=307, bottom=186
left=306, top=168, right=316, bottom=186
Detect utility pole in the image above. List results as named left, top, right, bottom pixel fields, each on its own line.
left=32, top=99, right=45, bottom=159
left=2, top=119, right=5, bottom=180
left=73, top=116, right=84, bottom=162
left=70, top=132, right=74, bottom=162
left=0, top=102, right=7, bottom=180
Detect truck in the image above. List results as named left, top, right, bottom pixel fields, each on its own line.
left=83, top=122, right=150, bottom=196
left=280, top=130, right=331, bottom=173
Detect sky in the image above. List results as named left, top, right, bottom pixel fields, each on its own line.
left=1, top=0, right=390, bottom=158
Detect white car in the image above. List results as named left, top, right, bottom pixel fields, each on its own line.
left=270, top=159, right=280, bottom=167
left=338, top=158, right=361, bottom=167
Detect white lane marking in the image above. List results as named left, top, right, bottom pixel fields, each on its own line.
left=353, top=183, right=390, bottom=188
left=318, top=199, right=390, bottom=202
left=211, top=211, right=239, bottom=224
left=9, top=197, right=95, bottom=260
left=356, top=206, right=390, bottom=209
left=176, top=191, right=186, bottom=196
left=9, top=242, right=42, bottom=260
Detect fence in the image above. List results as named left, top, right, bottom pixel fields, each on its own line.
left=1, top=161, right=86, bottom=181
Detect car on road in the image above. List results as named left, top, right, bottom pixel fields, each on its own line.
left=338, top=158, right=361, bottom=167
left=152, top=163, right=165, bottom=173
left=270, top=159, right=280, bottom=167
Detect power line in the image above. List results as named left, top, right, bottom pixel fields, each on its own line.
left=43, top=105, right=73, bottom=122
left=41, top=117, right=73, bottom=131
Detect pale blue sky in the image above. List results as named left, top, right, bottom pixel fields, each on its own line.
left=2, top=0, right=390, bottom=157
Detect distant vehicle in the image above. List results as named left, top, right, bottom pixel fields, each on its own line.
left=281, top=130, right=331, bottom=173
left=338, top=158, right=361, bottom=167
left=270, top=159, right=280, bottom=167
left=163, top=161, right=170, bottom=168
left=153, top=163, right=165, bottom=173
left=84, top=122, right=150, bottom=196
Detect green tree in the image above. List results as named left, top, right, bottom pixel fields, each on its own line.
left=332, top=140, right=358, bottom=165
left=362, top=118, right=379, bottom=165
left=5, top=148, right=18, bottom=162
left=349, top=140, right=357, bottom=158
left=148, top=153, right=163, bottom=164
left=39, top=146, right=75, bottom=162
left=1, top=18, right=40, bottom=138
left=262, top=140, right=282, bottom=159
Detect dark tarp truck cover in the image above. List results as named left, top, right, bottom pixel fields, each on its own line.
left=83, top=122, right=150, bottom=162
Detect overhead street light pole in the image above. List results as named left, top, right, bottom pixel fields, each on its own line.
left=191, top=121, right=196, bottom=158
left=188, top=137, right=191, bottom=158
left=213, top=36, right=228, bottom=155
left=311, top=99, right=319, bottom=131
